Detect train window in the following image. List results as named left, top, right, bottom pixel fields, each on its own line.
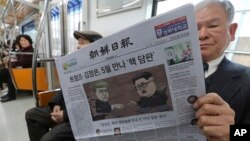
left=230, top=0, right=250, bottom=11
left=96, top=0, right=142, bottom=17
left=224, top=0, right=250, bottom=66
left=22, top=20, right=36, bottom=44
left=155, top=0, right=201, bottom=15
left=67, top=0, right=83, bottom=54
left=50, top=6, right=62, bottom=57
left=232, top=10, right=250, bottom=37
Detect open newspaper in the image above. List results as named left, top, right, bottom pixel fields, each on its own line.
left=55, top=4, right=206, bottom=141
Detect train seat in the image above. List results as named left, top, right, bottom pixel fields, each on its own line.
left=38, top=89, right=61, bottom=107
left=11, top=67, right=48, bottom=91
left=10, top=67, right=56, bottom=106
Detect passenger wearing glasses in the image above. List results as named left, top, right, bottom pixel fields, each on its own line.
left=130, top=72, right=170, bottom=113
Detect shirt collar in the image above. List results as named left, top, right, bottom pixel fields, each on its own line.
left=205, top=55, right=224, bottom=78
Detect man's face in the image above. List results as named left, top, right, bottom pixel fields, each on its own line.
left=195, top=4, right=237, bottom=62
left=135, top=77, right=157, bottom=98
left=77, top=37, right=91, bottom=49
left=95, top=87, right=109, bottom=101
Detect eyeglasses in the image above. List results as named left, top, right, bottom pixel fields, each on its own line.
left=135, top=80, right=153, bottom=90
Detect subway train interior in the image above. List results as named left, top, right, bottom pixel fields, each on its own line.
left=0, top=0, right=250, bottom=141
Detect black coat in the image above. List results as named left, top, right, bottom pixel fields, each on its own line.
left=207, top=57, right=250, bottom=124
left=11, top=46, right=34, bottom=68
left=95, top=99, right=111, bottom=113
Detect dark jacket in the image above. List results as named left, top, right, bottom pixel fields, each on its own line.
left=95, top=99, right=111, bottom=113
left=11, top=46, right=34, bottom=68
left=207, top=57, right=250, bottom=124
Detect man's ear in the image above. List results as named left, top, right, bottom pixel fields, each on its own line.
left=229, top=23, right=238, bottom=41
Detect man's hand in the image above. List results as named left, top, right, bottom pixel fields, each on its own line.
left=193, top=93, right=235, bottom=141
left=3, top=56, right=9, bottom=65
left=3, top=50, right=8, bottom=56
left=113, top=104, right=125, bottom=109
left=51, top=105, right=64, bottom=123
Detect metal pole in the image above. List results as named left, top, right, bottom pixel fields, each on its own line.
left=32, top=0, right=49, bottom=106
left=8, top=0, right=18, bottom=89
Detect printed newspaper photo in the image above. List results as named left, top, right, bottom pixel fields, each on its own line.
left=55, top=4, right=206, bottom=141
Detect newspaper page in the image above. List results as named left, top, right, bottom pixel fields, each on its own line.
left=55, top=4, right=206, bottom=141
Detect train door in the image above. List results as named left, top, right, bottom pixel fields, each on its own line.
left=66, top=0, right=84, bottom=54
left=48, top=3, right=64, bottom=89
left=49, top=4, right=64, bottom=57
left=48, top=0, right=86, bottom=89
left=49, top=0, right=85, bottom=56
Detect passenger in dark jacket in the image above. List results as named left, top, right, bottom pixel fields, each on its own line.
left=25, top=31, right=102, bottom=141
left=1, top=34, right=34, bottom=102
left=25, top=90, right=74, bottom=141
left=0, top=40, right=16, bottom=91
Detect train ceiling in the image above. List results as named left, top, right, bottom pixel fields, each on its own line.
left=0, top=0, right=40, bottom=26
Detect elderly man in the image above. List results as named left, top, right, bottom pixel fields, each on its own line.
left=73, top=30, right=102, bottom=49
left=193, top=0, right=250, bottom=141
left=25, top=31, right=102, bottom=141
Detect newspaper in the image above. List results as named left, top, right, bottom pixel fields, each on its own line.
left=55, top=4, right=206, bottom=141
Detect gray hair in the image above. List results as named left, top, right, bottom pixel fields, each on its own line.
left=195, top=0, right=235, bottom=23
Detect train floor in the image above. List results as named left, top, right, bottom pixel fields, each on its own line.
left=0, top=91, right=34, bottom=141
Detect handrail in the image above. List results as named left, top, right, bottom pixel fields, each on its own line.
left=32, top=0, right=50, bottom=106
left=2, top=0, right=17, bottom=55
left=9, top=52, right=55, bottom=62
left=0, top=1, right=9, bottom=45
left=9, top=0, right=17, bottom=51
left=37, top=58, right=55, bottom=62
left=7, top=0, right=18, bottom=90
left=9, top=52, right=34, bottom=55
left=225, top=50, right=250, bottom=55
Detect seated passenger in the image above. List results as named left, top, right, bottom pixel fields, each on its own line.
left=193, top=0, right=250, bottom=140
left=25, top=31, right=102, bottom=141
left=1, top=35, right=34, bottom=102
left=0, top=40, right=15, bottom=92
left=11, top=35, right=34, bottom=68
